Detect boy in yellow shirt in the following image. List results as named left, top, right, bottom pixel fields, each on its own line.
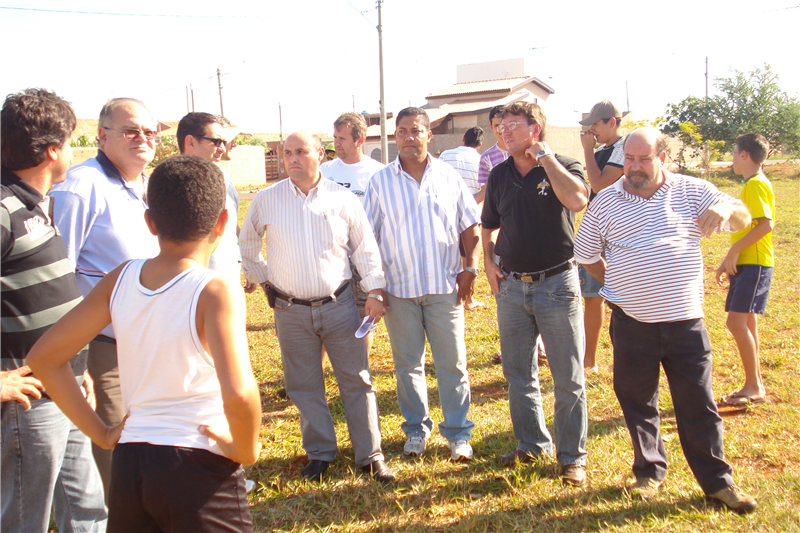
left=716, top=133, right=775, bottom=406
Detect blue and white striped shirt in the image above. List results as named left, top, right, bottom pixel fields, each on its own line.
left=364, top=155, right=481, bottom=298
left=239, top=176, right=385, bottom=300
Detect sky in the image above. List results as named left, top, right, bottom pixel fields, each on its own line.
left=1, top=0, right=798, bottom=135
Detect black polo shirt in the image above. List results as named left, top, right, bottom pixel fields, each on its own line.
left=1, top=168, right=86, bottom=377
left=481, top=154, right=588, bottom=273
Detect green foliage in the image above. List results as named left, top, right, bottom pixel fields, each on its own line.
left=149, top=135, right=179, bottom=168
left=663, top=64, right=800, bottom=156
left=233, top=135, right=271, bottom=154
left=626, top=116, right=665, bottom=129
left=70, top=134, right=97, bottom=148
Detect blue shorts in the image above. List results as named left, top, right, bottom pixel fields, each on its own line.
left=725, top=264, right=773, bottom=314
left=578, top=264, right=603, bottom=298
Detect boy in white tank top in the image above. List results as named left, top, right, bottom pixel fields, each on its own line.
left=28, top=155, right=262, bottom=532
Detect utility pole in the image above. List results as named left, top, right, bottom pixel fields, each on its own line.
left=625, top=81, right=630, bottom=113
left=704, top=57, right=709, bottom=168
left=279, top=102, right=283, bottom=143
left=190, top=84, right=195, bottom=112
left=217, top=67, right=224, bottom=117
left=186, top=86, right=190, bottom=114
left=377, top=0, right=388, bottom=164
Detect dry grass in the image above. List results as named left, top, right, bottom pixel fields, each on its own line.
left=239, top=165, right=800, bottom=532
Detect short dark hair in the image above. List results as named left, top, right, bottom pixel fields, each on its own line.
left=463, top=126, right=483, bottom=148
left=735, top=133, right=769, bottom=165
left=601, top=117, right=623, bottom=128
left=333, top=112, right=368, bottom=141
left=1, top=88, right=76, bottom=171
left=147, top=155, right=225, bottom=242
left=489, top=105, right=505, bottom=123
left=502, top=101, right=547, bottom=141
left=396, top=107, right=430, bottom=130
left=177, top=112, right=224, bottom=153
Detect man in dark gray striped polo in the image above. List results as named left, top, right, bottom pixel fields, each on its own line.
left=1, top=89, right=106, bottom=531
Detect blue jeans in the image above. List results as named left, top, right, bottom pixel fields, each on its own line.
left=1, top=397, right=106, bottom=532
left=494, top=266, right=588, bottom=466
left=383, top=290, right=473, bottom=443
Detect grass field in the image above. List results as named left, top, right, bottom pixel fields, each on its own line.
left=239, top=164, right=799, bottom=532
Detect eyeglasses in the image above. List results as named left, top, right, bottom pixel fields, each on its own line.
left=497, top=121, right=533, bottom=133
left=198, top=136, right=228, bottom=148
left=102, top=127, right=157, bottom=140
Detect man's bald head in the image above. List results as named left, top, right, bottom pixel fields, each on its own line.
left=623, top=127, right=669, bottom=195
left=284, top=130, right=324, bottom=185
left=624, top=127, right=669, bottom=158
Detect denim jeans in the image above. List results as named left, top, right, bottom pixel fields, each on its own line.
left=273, top=287, right=384, bottom=466
left=610, top=308, right=734, bottom=494
left=494, top=266, right=588, bottom=466
left=1, top=397, right=107, bottom=532
left=383, top=290, right=474, bottom=443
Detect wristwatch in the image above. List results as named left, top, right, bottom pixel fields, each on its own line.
left=536, top=142, right=554, bottom=159
left=464, top=266, right=481, bottom=275
left=367, top=293, right=384, bottom=302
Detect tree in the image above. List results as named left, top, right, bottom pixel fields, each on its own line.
left=663, top=64, right=800, bottom=156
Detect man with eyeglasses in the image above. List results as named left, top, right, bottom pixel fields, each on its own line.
left=177, top=112, right=245, bottom=285
left=481, top=101, right=590, bottom=486
left=50, top=97, right=160, bottom=499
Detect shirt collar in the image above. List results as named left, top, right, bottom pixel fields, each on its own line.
left=287, top=172, right=325, bottom=198
left=1, top=168, right=44, bottom=210
left=613, top=169, right=675, bottom=201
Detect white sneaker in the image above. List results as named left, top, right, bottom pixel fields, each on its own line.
left=404, top=435, right=427, bottom=457
left=585, top=365, right=599, bottom=375
left=448, top=440, right=473, bottom=462
left=245, top=479, right=256, bottom=493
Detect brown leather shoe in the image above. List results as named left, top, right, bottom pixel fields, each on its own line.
left=560, top=464, right=586, bottom=486
left=497, top=449, right=536, bottom=467
left=361, top=460, right=395, bottom=484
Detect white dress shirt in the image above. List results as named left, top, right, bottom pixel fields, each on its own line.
left=239, top=176, right=385, bottom=300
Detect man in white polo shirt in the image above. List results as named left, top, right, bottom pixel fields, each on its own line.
left=574, top=127, right=757, bottom=513
left=321, top=112, right=384, bottom=353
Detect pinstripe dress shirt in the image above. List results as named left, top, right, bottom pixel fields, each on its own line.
left=364, top=155, right=481, bottom=299
left=239, top=176, right=385, bottom=300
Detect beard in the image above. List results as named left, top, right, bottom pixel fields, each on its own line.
left=626, top=170, right=655, bottom=190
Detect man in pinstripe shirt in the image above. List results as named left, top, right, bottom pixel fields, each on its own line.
left=239, top=131, right=394, bottom=484
left=364, top=107, right=482, bottom=462
left=574, top=128, right=756, bottom=512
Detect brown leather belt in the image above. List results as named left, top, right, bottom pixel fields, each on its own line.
left=271, top=281, right=349, bottom=307
left=502, top=259, right=576, bottom=283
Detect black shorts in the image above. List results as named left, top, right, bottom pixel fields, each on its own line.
left=108, top=442, right=253, bottom=533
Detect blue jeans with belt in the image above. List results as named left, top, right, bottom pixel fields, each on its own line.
left=1, top=397, right=107, bottom=532
left=494, top=265, right=588, bottom=466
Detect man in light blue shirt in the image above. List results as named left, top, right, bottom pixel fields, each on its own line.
left=50, top=97, right=159, bottom=498
left=364, top=107, right=481, bottom=462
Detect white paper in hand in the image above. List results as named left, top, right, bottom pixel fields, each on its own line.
left=355, top=315, right=377, bottom=338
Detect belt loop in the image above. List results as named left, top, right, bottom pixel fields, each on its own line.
left=286, top=296, right=295, bottom=307
left=539, top=271, right=546, bottom=282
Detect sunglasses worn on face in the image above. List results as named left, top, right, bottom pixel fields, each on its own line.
left=103, top=127, right=157, bottom=140
left=199, top=136, right=228, bottom=148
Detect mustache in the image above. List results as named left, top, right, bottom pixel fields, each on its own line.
left=628, top=170, right=650, bottom=179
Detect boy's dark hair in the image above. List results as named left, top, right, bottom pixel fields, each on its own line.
left=147, top=155, right=225, bottom=242
left=601, top=117, right=623, bottom=128
left=1, top=88, right=76, bottom=171
left=489, top=105, right=505, bottom=123
left=735, top=133, right=769, bottom=165
left=463, top=126, right=483, bottom=148
left=396, top=107, right=430, bottom=130
left=501, top=101, right=547, bottom=141
left=177, top=112, right=224, bottom=153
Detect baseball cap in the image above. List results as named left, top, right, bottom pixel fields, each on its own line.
left=579, top=100, right=622, bottom=126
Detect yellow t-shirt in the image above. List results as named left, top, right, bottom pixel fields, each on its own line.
left=732, top=172, right=774, bottom=266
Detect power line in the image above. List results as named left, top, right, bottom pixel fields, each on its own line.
left=0, top=6, right=272, bottom=18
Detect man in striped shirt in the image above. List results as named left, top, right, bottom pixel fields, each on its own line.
left=1, top=89, right=106, bottom=531
left=574, top=128, right=757, bottom=512
left=365, top=107, right=482, bottom=462
left=239, top=131, right=394, bottom=484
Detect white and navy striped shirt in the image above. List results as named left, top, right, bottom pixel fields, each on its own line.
left=574, top=171, right=738, bottom=323
left=439, top=145, right=481, bottom=195
left=239, top=176, right=385, bottom=300
left=364, top=155, right=481, bottom=298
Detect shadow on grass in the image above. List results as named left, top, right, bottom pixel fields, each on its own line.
left=247, top=322, right=275, bottom=332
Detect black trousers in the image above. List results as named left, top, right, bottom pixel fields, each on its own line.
left=609, top=308, right=733, bottom=495
left=108, top=443, right=253, bottom=533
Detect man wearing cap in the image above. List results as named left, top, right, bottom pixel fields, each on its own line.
left=482, top=101, right=589, bottom=486
left=577, top=100, right=626, bottom=373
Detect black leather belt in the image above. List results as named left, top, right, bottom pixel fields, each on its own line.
left=502, top=259, right=576, bottom=283
left=271, top=282, right=349, bottom=307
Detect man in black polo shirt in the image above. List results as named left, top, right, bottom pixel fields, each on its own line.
left=1, top=89, right=106, bottom=530
left=482, top=101, right=590, bottom=486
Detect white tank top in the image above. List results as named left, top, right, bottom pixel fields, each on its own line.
left=111, top=259, right=228, bottom=457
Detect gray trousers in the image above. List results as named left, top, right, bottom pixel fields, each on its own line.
left=87, top=337, right=125, bottom=503
left=273, top=288, right=384, bottom=466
